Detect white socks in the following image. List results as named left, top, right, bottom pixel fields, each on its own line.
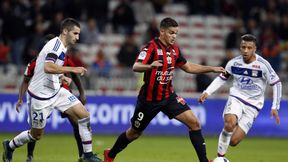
left=78, top=117, right=93, bottom=153
left=217, top=129, right=232, bottom=156
left=9, top=130, right=35, bottom=149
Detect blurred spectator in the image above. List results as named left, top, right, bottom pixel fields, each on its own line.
left=245, top=18, right=260, bottom=38
left=116, top=33, right=139, bottom=67
left=220, top=50, right=235, bottom=68
left=85, top=0, right=109, bottom=33
left=80, top=18, right=99, bottom=45
left=67, top=47, right=86, bottom=67
left=151, top=0, right=169, bottom=13
left=225, top=19, right=244, bottom=50
left=132, top=0, right=155, bottom=24
left=111, top=0, right=136, bottom=34
left=0, top=38, right=10, bottom=65
left=92, top=49, right=112, bottom=78
left=144, top=19, right=159, bottom=42
left=259, top=25, right=282, bottom=72
left=23, top=22, right=45, bottom=64
left=45, top=11, right=64, bottom=35
left=195, top=60, right=212, bottom=92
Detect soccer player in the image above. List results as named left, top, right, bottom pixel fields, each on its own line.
left=2, top=18, right=102, bottom=162
left=15, top=35, right=86, bottom=162
left=103, top=17, right=225, bottom=162
left=198, top=34, right=282, bottom=158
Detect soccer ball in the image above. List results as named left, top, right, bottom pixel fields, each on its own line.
left=213, top=157, right=230, bottom=162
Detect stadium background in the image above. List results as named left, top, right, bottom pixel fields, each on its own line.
left=0, top=0, right=288, bottom=161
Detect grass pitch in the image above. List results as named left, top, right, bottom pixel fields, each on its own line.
left=0, top=133, right=286, bottom=162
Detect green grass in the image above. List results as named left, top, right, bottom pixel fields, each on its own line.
left=0, top=133, right=287, bottom=162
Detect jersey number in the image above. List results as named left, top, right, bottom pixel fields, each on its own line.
left=33, top=112, right=44, bottom=122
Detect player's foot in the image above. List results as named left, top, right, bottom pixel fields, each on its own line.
left=208, top=160, right=213, bottom=162
left=2, top=139, right=14, bottom=162
left=82, top=153, right=103, bottom=162
left=26, top=155, right=33, bottom=162
left=78, top=154, right=84, bottom=162
left=104, top=149, right=114, bottom=162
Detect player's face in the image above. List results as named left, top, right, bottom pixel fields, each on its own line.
left=66, top=26, right=80, bottom=46
left=240, top=40, right=256, bottom=63
left=160, top=27, right=178, bottom=46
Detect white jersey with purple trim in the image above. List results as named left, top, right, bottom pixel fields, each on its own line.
left=221, top=54, right=280, bottom=109
left=28, top=37, right=67, bottom=99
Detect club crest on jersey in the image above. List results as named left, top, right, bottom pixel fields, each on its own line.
left=176, top=96, right=186, bottom=105
left=251, top=70, right=258, bottom=77
left=157, top=49, right=163, bottom=55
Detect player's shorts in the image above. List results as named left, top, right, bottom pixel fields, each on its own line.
left=223, top=96, right=259, bottom=134
left=131, top=93, right=190, bottom=131
left=27, top=87, right=80, bottom=129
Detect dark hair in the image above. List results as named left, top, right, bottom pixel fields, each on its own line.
left=60, top=18, right=80, bottom=33
left=241, top=34, right=257, bottom=44
left=160, top=17, right=178, bottom=28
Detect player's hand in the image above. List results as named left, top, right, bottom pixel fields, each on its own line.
left=271, top=109, right=280, bottom=125
left=198, top=92, right=208, bottom=104
left=79, top=94, right=87, bottom=105
left=150, top=60, right=163, bottom=69
left=61, top=76, right=72, bottom=86
left=73, top=67, right=87, bottom=76
left=212, top=66, right=226, bottom=73
left=16, top=99, right=23, bottom=113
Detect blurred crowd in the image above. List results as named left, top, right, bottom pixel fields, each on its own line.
left=0, top=0, right=288, bottom=95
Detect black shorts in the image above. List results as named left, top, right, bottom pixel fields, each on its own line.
left=130, top=93, right=190, bottom=131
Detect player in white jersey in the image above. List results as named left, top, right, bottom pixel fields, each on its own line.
left=2, top=18, right=102, bottom=162
left=198, top=34, right=282, bottom=158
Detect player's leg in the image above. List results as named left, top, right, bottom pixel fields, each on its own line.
left=26, top=141, right=36, bottom=162
left=66, top=113, right=84, bottom=158
left=229, top=105, right=258, bottom=146
left=164, top=94, right=209, bottom=162
left=217, top=97, right=243, bottom=157
left=57, top=88, right=101, bottom=162
left=175, top=110, right=209, bottom=162
left=104, top=99, right=160, bottom=162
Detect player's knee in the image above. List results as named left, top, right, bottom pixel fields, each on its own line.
left=127, top=128, right=142, bottom=141
left=224, top=122, right=236, bottom=132
left=188, top=119, right=201, bottom=130
left=229, top=138, right=240, bottom=146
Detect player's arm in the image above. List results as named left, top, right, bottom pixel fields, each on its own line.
left=16, top=76, right=31, bottom=112
left=132, top=60, right=163, bottom=72
left=180, top=62, right=225, bottom=74
left=70, top=72, right=86, bottom=105
left=44, top=54, right=87, bottom=75
left=270, top=81, right=282, bottom=125
left=198, top=72, right=230, bottom=103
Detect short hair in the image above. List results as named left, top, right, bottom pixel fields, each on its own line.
left=160, top=17, right=178, bottom=29
left=60, top=18, right=80, bottom=33
left=241, top=34, right=257, bottom=45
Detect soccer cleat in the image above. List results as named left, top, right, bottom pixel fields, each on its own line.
left=104, top=149, right=114, bottom=162
left=78, top=154, right=84, bottom=162
left=26, top=155, right=33, bottom=162
left=82, top=154, right=103, bottom=162
left=2, top=140, right=14, bottom=162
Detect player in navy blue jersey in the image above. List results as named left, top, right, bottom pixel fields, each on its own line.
left=104, top=17, right=226, bottom=162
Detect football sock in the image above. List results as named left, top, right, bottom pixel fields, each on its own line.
left=109, top=132, right=131, bottom=158
left=189, top=130, right=208, bottom=162
left=69, top=117, right=83, bottom=157
left=78, top=117, right=93, bottom=154
left=217, top=129, right=232, bottom=156
left=9, top=130, right=36, bottom=150
left=27, top=141, right=36, bottom=156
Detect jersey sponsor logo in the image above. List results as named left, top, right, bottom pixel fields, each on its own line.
left=138, top=51, right=147, bottom=60
left=233, top=62, right=242, bottom=66
left=157, top=49, right=163, bottom=55
left=231, top=66, right=262, bottom=78
left=252, top=64, right=260, bottom=69
left=155, top=68, right=174, bottom=84
left=238, top=76, right=261, bottom=90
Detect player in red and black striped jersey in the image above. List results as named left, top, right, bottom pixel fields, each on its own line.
left=15, top=35, right=86, bottom=162
left=104, top=17, right=225, bottom=162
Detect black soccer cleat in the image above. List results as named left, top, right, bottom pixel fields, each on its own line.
left=2, top=140, right=14, bottom=162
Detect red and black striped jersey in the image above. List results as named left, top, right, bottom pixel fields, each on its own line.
left=24, top=56, right=75, bottom=91
left=136, top=38, right=187, bottom=101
